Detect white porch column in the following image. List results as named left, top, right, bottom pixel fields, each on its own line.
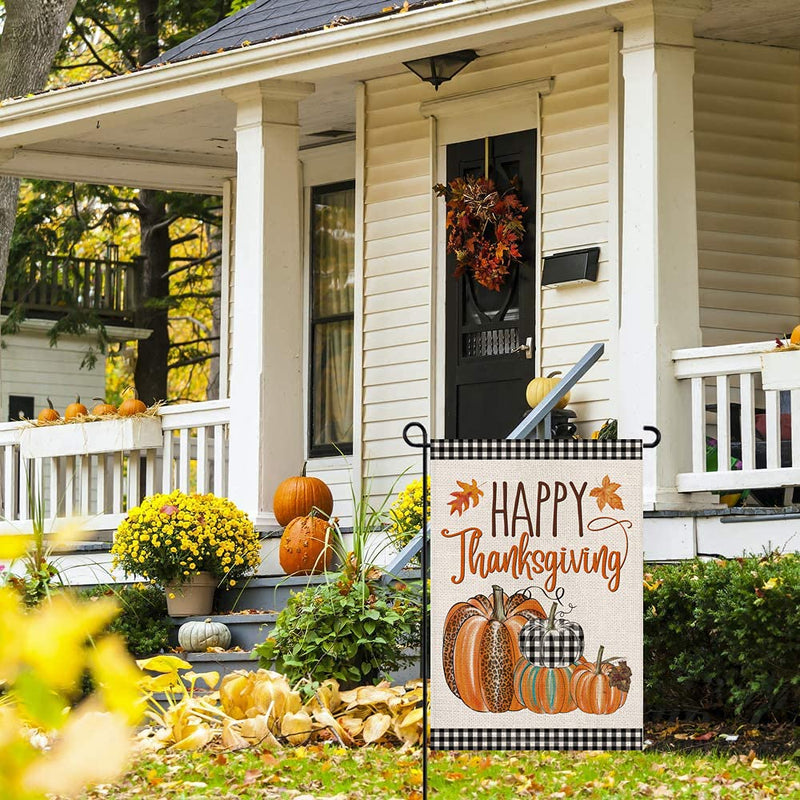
left=616, top=0, right=709, bottom=509
left=225, top=80, right=314, bottom=527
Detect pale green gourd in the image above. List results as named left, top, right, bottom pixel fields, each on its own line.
left=178, top=618, right=231, bottom=652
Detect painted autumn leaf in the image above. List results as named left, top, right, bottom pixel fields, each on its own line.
left=448, top=479, right=484, bottom=516
left=589, top=475, right=624, bottom=511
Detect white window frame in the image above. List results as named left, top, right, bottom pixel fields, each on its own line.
left=299, top=140, right=357, bottom=471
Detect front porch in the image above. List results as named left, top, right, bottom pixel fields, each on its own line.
left=0, top=0, right=799, bottom=565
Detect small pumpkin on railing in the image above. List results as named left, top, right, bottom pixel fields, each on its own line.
left=92, top=398, right=118, bottom=416
left=119, top=388, right=147, bottom=417
left=37, top=398, right=60, bottom=423
left=64, top=396, right=88, bottom=420
left=525, top=372, right=570, bottom=410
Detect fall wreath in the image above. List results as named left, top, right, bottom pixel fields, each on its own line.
left=434, top=174, right=527, bottom=291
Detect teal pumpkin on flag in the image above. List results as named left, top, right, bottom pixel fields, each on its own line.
left=512, top=658, right=577, bottom=714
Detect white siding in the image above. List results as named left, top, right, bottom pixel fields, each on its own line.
left=0, top=332, right=106, bottom=422
left=306, top=458, right=353, bottom=528
left=362, top=32, right=615, bottom=492
left=694, top=39, right=800, bottom=347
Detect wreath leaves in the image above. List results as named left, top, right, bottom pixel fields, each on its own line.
left=433, top=175, right=527, bottom=291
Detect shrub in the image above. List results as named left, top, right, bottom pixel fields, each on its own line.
left=255, top=577, right=420, bottom=692
left=389, top=477, right=429, bottom=551
left=111, top=491, right=260, bottom=587
left=644, top=552, right=800, bottom=721
left=82, top=584, right=170, bottom=657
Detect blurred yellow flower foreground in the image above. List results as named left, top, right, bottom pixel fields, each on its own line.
left=0, top=587, right=142, bottom=800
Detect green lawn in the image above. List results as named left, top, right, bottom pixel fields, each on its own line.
left=77, top=745, right=800, bottom=799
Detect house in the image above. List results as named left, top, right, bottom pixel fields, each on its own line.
left=0, top=0, right=799, bottom=570
left=0, top=251, right=149, bottom=422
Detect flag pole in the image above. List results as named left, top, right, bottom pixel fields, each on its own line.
left=403, top=422, right=430, bottom=800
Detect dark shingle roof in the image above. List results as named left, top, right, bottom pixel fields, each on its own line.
left=154, top=0, right=449, bottom=65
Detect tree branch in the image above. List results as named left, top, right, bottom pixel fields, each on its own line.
left=71, top=16, right=121, bottom=76
left=171, top=315, right=211, bottom=334
left=168, top=353, right=216, bottom=370
left=146, top=213, right=179, bottom=234
left=85, top=13, right=137, bottom=70
left=163, top=250, right=220, bottom=278
left=169, top=336, right=220, bottom=349
left=169, top=233, right=199, bottom=247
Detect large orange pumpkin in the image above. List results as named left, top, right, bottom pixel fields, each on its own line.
left=512, top=657, right=577, bottom=714
left=570, top=646, right=630, bottom=715
left=273, top=473, right=333, bottom=526
left=442, top=585, right=545, bottom=713
left=279, top=515, right=333, bottom=575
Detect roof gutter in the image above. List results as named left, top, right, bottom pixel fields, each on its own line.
left=0, top=0, right=628, bottom=141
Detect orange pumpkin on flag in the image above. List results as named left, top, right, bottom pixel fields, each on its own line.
left=442, top=585, right=545, bottom=712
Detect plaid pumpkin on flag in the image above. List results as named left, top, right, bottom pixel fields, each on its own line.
left=518, top=603, right=585, bottom=668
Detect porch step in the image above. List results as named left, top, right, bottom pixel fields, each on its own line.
left=181, top=650, right=258, bottom=678
left=175, top=649, right=422, bottom=685
left=170, top=612, right=277, bottom=651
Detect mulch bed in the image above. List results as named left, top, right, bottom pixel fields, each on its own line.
left=645, top=720, right=800, bottom=758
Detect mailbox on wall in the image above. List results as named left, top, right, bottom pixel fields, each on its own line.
left=541, top=247, right=600, bottom=287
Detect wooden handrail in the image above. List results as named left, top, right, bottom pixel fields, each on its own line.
left=381, top=343, right=605, bottom=580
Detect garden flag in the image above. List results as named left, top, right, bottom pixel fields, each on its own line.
left=429, top=439, right=643, bottom=751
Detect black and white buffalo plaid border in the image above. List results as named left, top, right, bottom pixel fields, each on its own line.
left=430, top=728, right=643, bottom=751
left=428, top=439, right=642, bottom=461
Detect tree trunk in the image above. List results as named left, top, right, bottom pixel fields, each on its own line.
left=0, top=0, right=78, bottom=296
left=206, top=221, right=223, bottom=401
left=134, top=189, right=171, bottom=405
left=132, top=0, right=170, bottom=405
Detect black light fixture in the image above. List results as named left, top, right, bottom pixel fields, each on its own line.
left=402, top=49, right=478, bottom=90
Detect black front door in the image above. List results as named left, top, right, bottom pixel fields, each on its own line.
left=444, top=130, right=537, bottom=439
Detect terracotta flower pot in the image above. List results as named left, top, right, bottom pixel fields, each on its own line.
left=165, top=571, right=217, bottom=617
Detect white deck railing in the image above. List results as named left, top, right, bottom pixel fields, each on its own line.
left=673, top=341, right=800, bottom=494
left=0, top=399, right=230, bottom=534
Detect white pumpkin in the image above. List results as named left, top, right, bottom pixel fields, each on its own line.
left=178, top=618, right=232, bottom=652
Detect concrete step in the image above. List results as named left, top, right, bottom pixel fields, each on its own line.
left=216, top=570, right=422, bottom=613
left=177, top=649, right=422, bottom=685
left=182, top=650, right=258, bottom=678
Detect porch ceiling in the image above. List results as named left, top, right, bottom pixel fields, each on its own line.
left=0, top=0, right=624, bottom=194
left=0, top=77, right=358, bottom=194
left=0, top=0, right=796, bottom=195
left=696, top=0, right=800, bottom=49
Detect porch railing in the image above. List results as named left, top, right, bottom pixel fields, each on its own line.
left=673, top=341, right=800, bottom=493
left=383, top=343, right=605, bottom=579
left=0, top=399, right=230, bottom=534
left=2, top=254, right=139, bottom=320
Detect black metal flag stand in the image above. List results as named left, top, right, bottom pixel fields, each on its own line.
left=402, top=422, right=431, bottom=800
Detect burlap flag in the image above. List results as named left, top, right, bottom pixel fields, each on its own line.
left=429, top=439, right=643, bottom=751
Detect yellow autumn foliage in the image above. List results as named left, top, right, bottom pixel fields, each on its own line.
left=0, top=587, right=141, bottom=800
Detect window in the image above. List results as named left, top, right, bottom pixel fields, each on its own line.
left=309, top=182, right=355, bottom=457
left=9, top=395, right=34, bottom=422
